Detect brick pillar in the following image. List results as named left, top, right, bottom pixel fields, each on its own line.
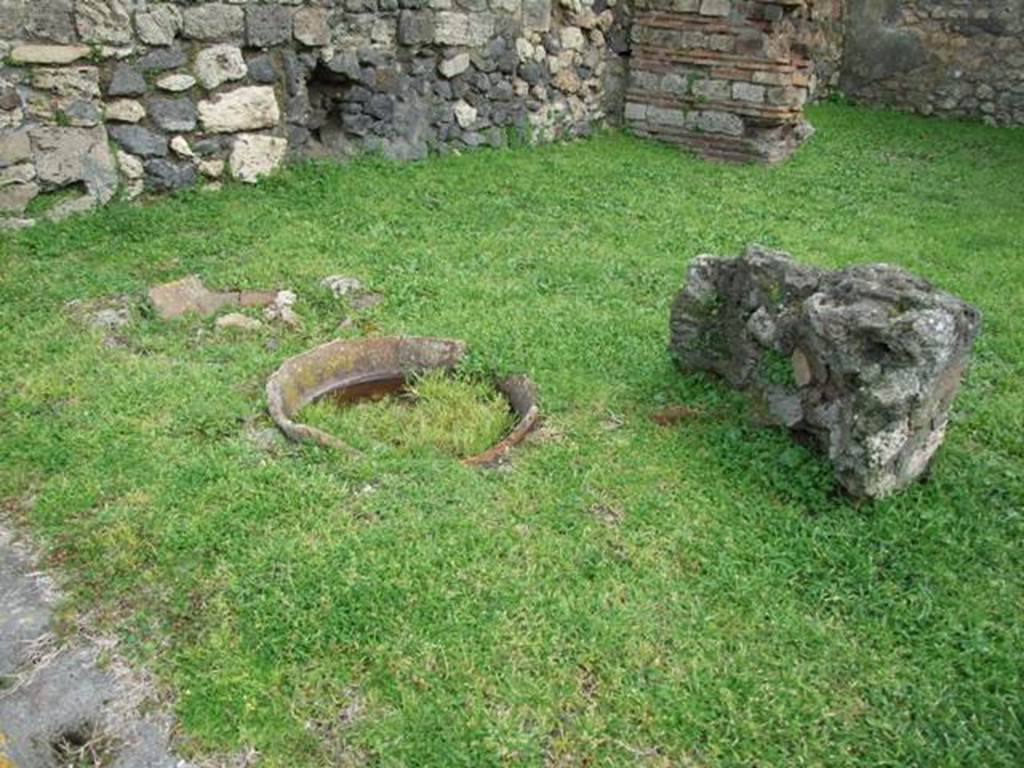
left=625, top=0, right=815, bottom=163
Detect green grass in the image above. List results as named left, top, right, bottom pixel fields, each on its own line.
left=299, top=371, right=516, bottom=459
left=1, top=104, right=1022, bottom=767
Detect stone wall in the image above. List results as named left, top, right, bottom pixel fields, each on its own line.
left=841, top=0, right=1024, bottom=125
left=799, top=0, right=843, bottom=96
left=3, top=2, right=1022, bottom=226
left=0, top=0, right=624, bottom=225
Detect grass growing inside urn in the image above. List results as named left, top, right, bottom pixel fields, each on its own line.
left=299, top=371, right=516, bottom=458
left=1, top=104, right=1022, bottom=767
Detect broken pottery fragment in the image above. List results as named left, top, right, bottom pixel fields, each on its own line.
left=147, top=274, right=278, bottom=320
left=669, top=245, right=981, bottom=498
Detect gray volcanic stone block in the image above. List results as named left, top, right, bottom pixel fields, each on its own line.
left=29, top=125, right=118, bottom=203
left=137, top=47, right=188, bottom=72
left=669, top=245, right=981, bottom=499
left=108, top=65, right=146, bottom=97
left=147, top=97, right=197, bottom=132
left=182, top=3, right=245, bottom=41
left=75, top=0, right=132, bottom=44
left=247, top=4, right=293, bottom=48
left=25, top=0, right=77, bottom=43
left=144, top=159, right=198, bottom=192
left=108, top=125, right=169, bottom=157
left=135, top=3, right=183, bottom=47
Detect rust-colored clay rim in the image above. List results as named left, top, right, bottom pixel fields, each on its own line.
left=265, top=336, right=538, bottom=465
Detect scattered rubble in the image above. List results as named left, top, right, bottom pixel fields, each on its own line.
left=320, top=275, right=363, bottom=299
left=262, top=289, right=300, bottom=328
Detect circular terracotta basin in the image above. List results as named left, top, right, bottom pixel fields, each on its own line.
left=266, top=337, right=539, bottom=466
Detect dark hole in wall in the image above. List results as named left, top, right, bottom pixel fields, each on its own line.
left=305, top=61, right=359, bottom=155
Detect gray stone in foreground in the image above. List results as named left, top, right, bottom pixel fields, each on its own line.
left=147, top=97, right=198, bottom=132
left=0, top=524, right=187, bottom=768
left=182, top=3, right=244, bottom=41
left=669, top=245, right=981, bottom=498
left=246, top=4, right=293, bottom=48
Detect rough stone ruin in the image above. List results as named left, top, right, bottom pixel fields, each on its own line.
left=669, top=245, right=981, bottom=498
left=625, top=0, right=818, bottom=163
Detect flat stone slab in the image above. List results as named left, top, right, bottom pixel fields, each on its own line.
left=0, top=524, right=188, bottom=768
left=9, top=44, right=91, bottom=65
left=669, top=245, right=981, bottom=498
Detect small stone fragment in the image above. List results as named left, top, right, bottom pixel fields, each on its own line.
left=439, top=53, right=471, bottom=78
left=169, top=136, right=194, bottom=159
left=108, top=64, right=147, bottom=97
left=194, top=44, right=248, bottom=90
left=135, top=4, right=183, bottom=47
left=116, top=150, right=144, bottom=180
left=453, top=99, right=477, bottom=128
left=216, top=313, right=262, bottom=331
left=321, top=275, right=363, bottom=298
left=105, top=99, right=145, bottom=123
left=0, top=131, right=32, bottom=168
left=198, top=158, right=225, bottom=179
left=75, top=0, right=132, bottom=44
left=148, top=275, right=279, bottom=319
left=10, top=44, right=90, bottom=65
left=109, top=125, right=169, bottom=158
left=148, top=275, right=233, bottom=319
left=264, top=290, right=300, bottom=327
left=293, top=8, right=330, bottom=47
left=147, top=98, right=197, bottom=132
left=182, top=3, right=244, bottom=41
left=246, top=4, right=293, bottom=48
left=156, top=74, right=196, bottom=92
left=351, top=292, right=384, bottom=311
left=198, top=87, right=280, bottom=133
left=0, top=182, right=39, bottom=214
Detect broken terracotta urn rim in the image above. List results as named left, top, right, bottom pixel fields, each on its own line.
left=266, top=336, right=539, bottom=466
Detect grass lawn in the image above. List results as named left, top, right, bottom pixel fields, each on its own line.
left=1, top=103, right=1022, bottom=767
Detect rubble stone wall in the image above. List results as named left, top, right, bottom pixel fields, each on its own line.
left=841, top=0, right=1024, bottom=125
left=2, top=2, right=1022, bottom=226
left=0, top=0, right=625, bottom=224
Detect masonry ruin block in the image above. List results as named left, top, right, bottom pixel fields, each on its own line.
left=669, top=245, right=981, bottom=499
left=625, top=0, right=818, bottom=163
